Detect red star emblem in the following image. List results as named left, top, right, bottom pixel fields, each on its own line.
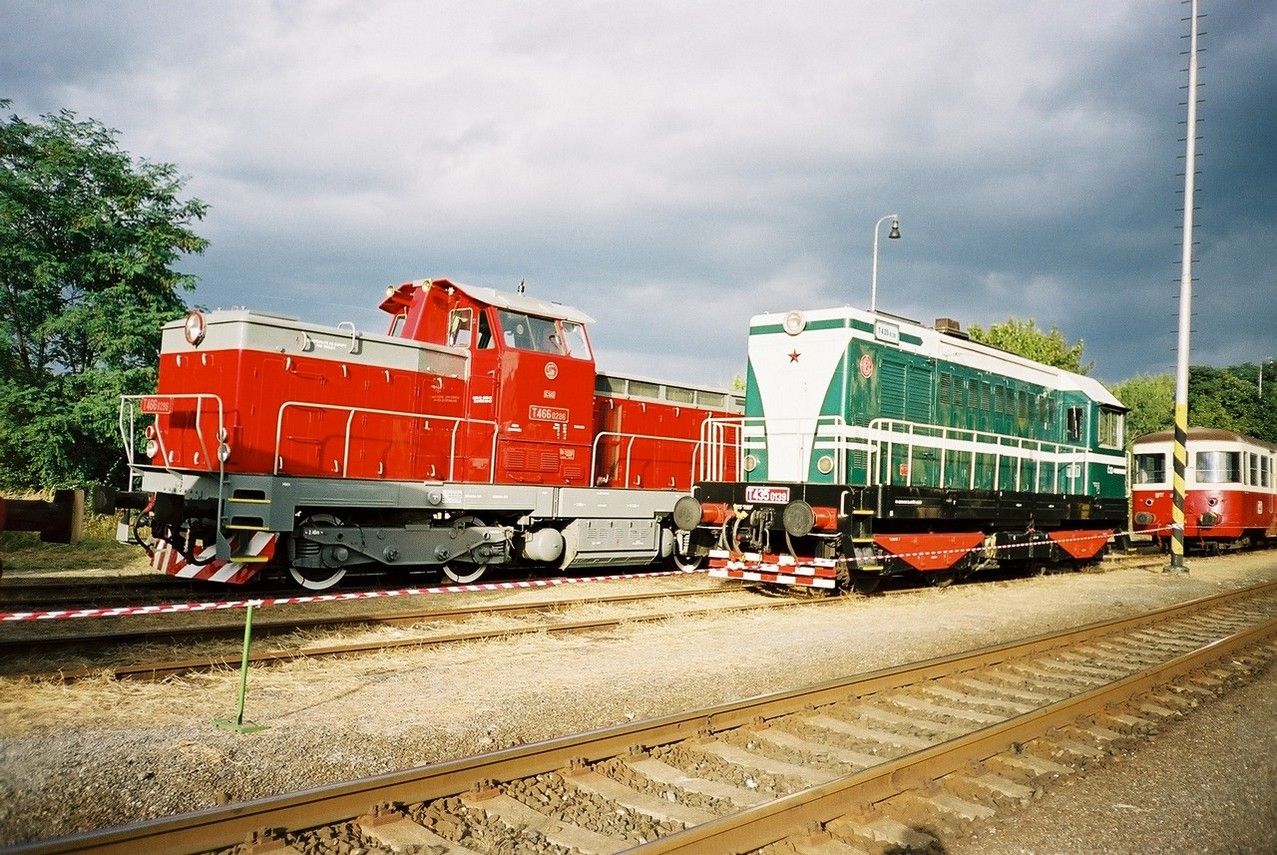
left=788, top=350, right=800, bottom=363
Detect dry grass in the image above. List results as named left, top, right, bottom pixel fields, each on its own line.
left=0, top=517, right=149, bottom=574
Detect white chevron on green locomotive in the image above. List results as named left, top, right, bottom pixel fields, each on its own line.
left=674, top=305, right=1128, bottom=591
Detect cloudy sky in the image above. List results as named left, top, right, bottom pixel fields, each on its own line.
left=4, top=0, right=1274, bottom=388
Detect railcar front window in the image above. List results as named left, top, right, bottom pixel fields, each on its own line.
left=1134, top=453, right=1166, bottom=484
left=1194, top=450, right=1241, bottom=484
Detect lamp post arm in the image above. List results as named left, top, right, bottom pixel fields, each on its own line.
left=869, top=213, right=898, bottom=313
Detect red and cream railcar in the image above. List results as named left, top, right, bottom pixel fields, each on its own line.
left=101, top=278, right=741, bottom=588
left=1131, top=428, right=1277, bottom=550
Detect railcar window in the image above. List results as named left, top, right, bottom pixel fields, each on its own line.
left=476, top=311, right=494, bottom=348
left=447, top=308, right=473, bottom=347
left=1098, top=408, right=1123, bottom=449
left=561, top=321, right=591, bottom=359
left=1263, top=456, right=1271, bottom=488
left=1134, top=453, right=1166, bottom=484
left=1195, top=450, right=1241, bottom=484
left=1249, top=452, right=1260, bottom=486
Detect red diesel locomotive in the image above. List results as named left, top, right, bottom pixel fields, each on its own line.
left=98, top=278, right=742, bottom=588
left=1132, top=427, right=1277, bottom=551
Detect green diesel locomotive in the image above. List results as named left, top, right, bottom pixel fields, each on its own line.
left=675, top=305, right=1129, bottom=591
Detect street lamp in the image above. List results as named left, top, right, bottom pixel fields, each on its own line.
left=870, top=214, right=901, bottom=313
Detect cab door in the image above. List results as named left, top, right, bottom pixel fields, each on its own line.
left=492, top=310, right=594, bottom=485
left=446, top=305, right=498, bottom=482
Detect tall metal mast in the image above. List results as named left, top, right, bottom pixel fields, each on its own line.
left=1169, top=0, right=1201, bottom=573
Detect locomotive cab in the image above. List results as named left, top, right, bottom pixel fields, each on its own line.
left=380, top=279, right=597, bottom=485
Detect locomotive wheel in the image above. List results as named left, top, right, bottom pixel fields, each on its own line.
left=848, top=572, right=882, bottom=595
left=289, top=564, right=347, bottom=591
left=441, top=515, right=488, bottom=584
left=672, top=551, right=704, bottom=572
left=924, top=570, right=957, bottom=588
left=441, top=562, right=487, bottom=584
left=287, top=513, right=348, bottom=591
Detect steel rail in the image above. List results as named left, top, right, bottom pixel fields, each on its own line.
left=0, top=586, right=733, bottom=656
left=635, top=601, right=1277, bottom=852
left=11, top=579, right=1274, bottom=855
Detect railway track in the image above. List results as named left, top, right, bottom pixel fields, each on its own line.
left=13, top=580, right=1274, bottom=855
left=1, top=551, right=1172, bottom=681
left=0, top=546, right=1167, bottom=610
left=8, top=552, right=1170, bottom=682
left=4, top=586, right=822, bottom=681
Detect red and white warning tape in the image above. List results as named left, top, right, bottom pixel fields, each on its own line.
left=0, top=567, right=703, bottom=623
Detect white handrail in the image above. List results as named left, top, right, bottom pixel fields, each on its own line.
left=697, top=415, right=846, bottom=482
left=590, top=430, right=706, bottom=489
left=273, top=401, right=498, bottom=482
left=118, top=392, right=228, bottom=537
left=865, top=418, right=1094, bottom=494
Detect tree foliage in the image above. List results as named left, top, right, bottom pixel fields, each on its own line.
left=1107, top=365, right=1277, bottom=448
left=1109, top=373, right=1173, bottom=448
left=1, top=102, right=207, bottom=488
left=966, top=317, right=1092, bottom=375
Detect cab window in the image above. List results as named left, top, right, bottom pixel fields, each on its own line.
left=1098, top=407, right=1123, bottom=449
left=561, top=321, right=591, bottom=359
left=1066, top=406, right=1085, bottom=443
left=447, top=308, right=472, bottom=347
left=498, top=310, right=536, bottom=350
left=497, top=309, right=562, bottom=354
left=388, top=312, right=407, bottom=337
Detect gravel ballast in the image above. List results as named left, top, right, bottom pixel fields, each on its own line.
left=0, top=553, right=1274, bottom=849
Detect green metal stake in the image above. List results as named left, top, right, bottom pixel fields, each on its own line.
left=215, top=600, right=268, bottom=734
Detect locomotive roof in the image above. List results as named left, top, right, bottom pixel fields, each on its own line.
left=423, top=278, right=596, bottom=325
left=750, top=304, right=1126, bottom=410
left=1134, top=427, right=1277, bottom=451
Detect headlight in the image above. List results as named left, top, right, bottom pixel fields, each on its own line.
left=145, top=439, right=159, bottom=458
left=183, top=311, right=206, bottom=346
left=817, top=455, right=834, bottom=474
left=743, top=454, right=759, bottom=472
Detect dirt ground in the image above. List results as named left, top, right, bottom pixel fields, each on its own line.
left=0, top=552, right=1274, bottom=850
